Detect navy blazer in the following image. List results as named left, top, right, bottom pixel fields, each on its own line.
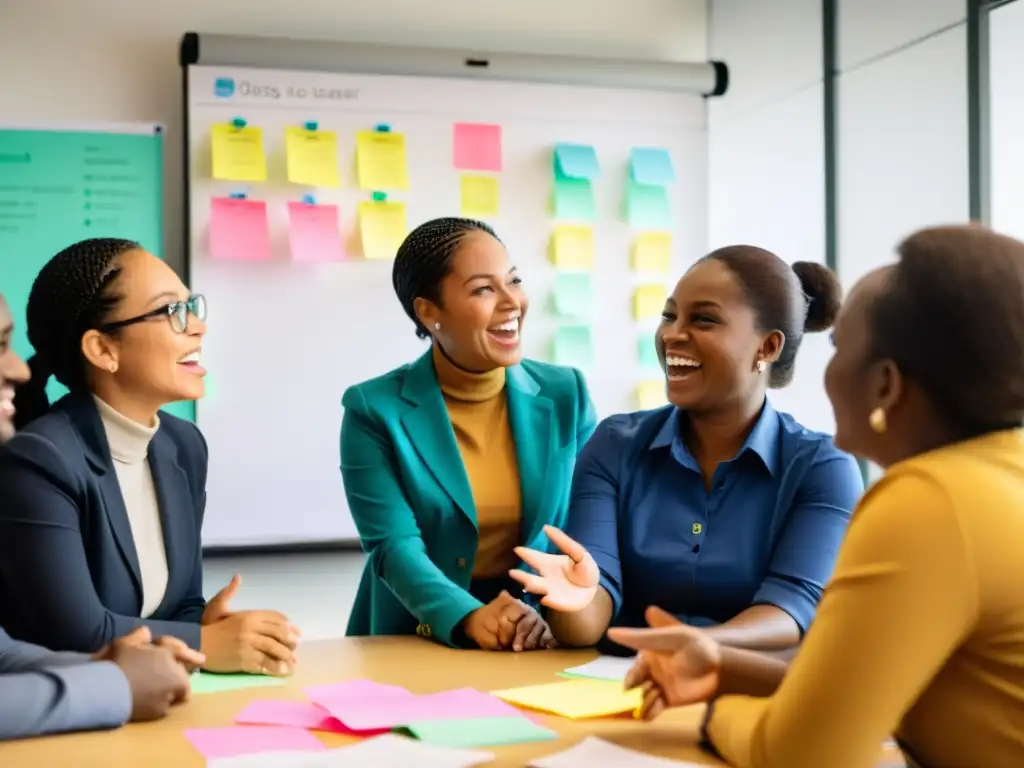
left=0, top=394, right=207, bottom=652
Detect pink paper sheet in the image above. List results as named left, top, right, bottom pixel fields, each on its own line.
left=234, top=699, right=352, bottom=734
left=323, top=686, right=522, bottom=731
left=453, top=123, right=502, bottom=172
left=287, top=202, right=346, bottom=262
left=304, top=678, right=415, bottom=706
left=184, top=725, right=326, bottom=759
left=209, top=197, right=272, bottom=262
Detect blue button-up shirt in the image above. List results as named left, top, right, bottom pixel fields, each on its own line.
left=565, top=400, right=863, bottom=644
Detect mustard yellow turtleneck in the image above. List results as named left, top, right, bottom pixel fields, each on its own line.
left=432, top=345, right=522, bottom=579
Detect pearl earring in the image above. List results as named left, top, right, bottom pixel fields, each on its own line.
left=108, top=362, right=118, bottom=373
left=434, top=322, right=441, bottom=331
left=869, top=407, right=887, bottom=434
left=755, top=359, right=766, bottom=373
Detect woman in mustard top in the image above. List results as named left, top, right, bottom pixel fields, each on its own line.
left=607, top=224, right=1024, bottom=768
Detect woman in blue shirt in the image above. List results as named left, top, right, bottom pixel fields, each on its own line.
left=511, top=246, right=864, bottom=654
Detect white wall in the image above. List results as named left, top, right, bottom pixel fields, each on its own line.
left=989, top=0, right=1024, bottom=242
left=707, top=0, right=834, bottom=434
left=0, top=0, right=707, bottom=278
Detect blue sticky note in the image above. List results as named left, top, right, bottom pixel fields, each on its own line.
left=552, top=177, right=596, bottom=221
left=553, top=143, right=600, bottom=180
left=552, top=273, right=595, bottom=318
left=630, top=147, right=676, bottom=186
left=552, top=324, right=595, bottom=368
left=625, top=181, right=673, bottom=230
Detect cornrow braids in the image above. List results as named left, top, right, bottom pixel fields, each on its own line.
left=392, top=217, right=500, bottom=338
left=13, top=237, right=138, bottom=429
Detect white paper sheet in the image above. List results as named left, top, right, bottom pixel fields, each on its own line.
left=530, top=736, right=703, bottom=768
left=562, top=655, right=636, bottom=682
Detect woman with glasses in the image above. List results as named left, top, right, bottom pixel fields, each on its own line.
left=0, top=238, right=300, bottom=677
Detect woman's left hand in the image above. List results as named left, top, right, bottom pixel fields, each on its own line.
left=500, top=602, right=557, bottom=652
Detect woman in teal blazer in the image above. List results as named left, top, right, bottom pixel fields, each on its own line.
left=341, top=217, right=596, bottom=651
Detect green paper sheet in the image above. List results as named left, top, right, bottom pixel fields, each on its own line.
left=625, top=181, right=673, bottom=230
left=399, top=716, right=558, bottom=748
left=552, top=325, right=595, bottom=368
left=552, top=273, right=594, bottom=318
left=190, top=671, right=287, bottom=695
left=552, top=177, right=596, bottom=221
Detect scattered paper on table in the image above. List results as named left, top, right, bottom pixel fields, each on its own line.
left=553, top=143, right=600, bottom=180
left=552, top=325, right=595, bottom=369
left=322, top=687, right=520, bottom=731
left=320, top=733, right=494, bottom=768
left=453, top=123, right=502, bottom=172
left=285, top=127, right=340, bottom=187
left=530, top=736, right=703, bottom=767
left=637, top=334, right=661, bottom=371
left=305, top=678, right=415, bottom=706
left=208, top=751, right=338, bottom=768
left=356, top=130, right=410, bottom=190
left=234, top=699, right=350, bottom=734
left=460, top=175, right=500, bottom=218
left=636, top=380, right=667, bottom=410
left=625, top=182, right=673, bottom=230
left=209, top=198, right=272, bottom=262
left=211, top=124, right=267, bottom=182
left=287, top=202, right=345, bottom=263
left=191, top=671, right=286, bottom=695
left=551, top=273, right=594, bottom=318
left=633, top=283, right=668, bottom=320
left=630, top=147, right=676, bottom=186
left=185, top=725, right=326, bottom=759
left=549, top=225, right=594, bottom=271
left=492, top=678, right=641, bottom=720
left=560, top=655, right=635, bottom=682
left=552, top=177, right=596, bottom=221
left=399, top=715, right=558, bottom=748
left=631, top=232, right=673, bottom=274
left=358, top=201, right=407, bottom=260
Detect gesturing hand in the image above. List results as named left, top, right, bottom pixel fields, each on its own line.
left=607, top=606, right=722, bottom=721
left=508, top=525, right=600, bottom=612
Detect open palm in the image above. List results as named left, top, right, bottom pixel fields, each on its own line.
left=508, top=525, right=601, bottom=612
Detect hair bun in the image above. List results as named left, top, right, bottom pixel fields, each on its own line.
left=792, top=261, right=841, bottom=333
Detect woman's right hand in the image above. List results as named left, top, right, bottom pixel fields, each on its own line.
left=508, top=525, right=600, bottom=612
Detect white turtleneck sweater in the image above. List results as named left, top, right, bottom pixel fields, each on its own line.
left=93, top=396, right=169, bottom=618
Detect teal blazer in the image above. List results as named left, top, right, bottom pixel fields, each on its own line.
left=340, top=349, right=597, bottom=647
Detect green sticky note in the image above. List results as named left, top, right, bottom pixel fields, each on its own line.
left=552, top=177, right=595, bottom=220
left=189, top=671, right=287, bottom=694
left=399, top=716, right=558, bottom=748
left=625, top=181, right=672, bottom=230
left=552, top=324, right=594, bottom=368
left=551, top=273, right=594, bottom=318
left=637, top=334, right=661, bottom=370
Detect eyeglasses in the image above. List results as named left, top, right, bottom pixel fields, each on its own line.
left=99, top=294, right=207, bottom=335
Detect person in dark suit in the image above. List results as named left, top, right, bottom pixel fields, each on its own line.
left=0, top=238, right=299, bottom=676
left=341, top=218, right=597, bottom=651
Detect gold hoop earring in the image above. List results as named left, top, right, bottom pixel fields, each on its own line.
left=869, top=407, right=887, bottom=434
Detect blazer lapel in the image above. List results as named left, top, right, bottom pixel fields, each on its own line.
left=506, top=366, right=554, bottom=546
left=148, top=429, right=193, bottom=614
left=399, top=351, right=477, bottom=527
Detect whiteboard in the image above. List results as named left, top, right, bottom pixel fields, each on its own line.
left=184, top=64, right=707, bottom=547
left=989, top=0, right=1024, bottom=241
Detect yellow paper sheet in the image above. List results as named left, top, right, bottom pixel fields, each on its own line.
left=356, top=131, right=410, bottom=190
left=633, top=283, right=668, bottom=320
left=358, top=201, right=407, bottom=260
left=549, top=225, right=594, bottom=271
left=211, top=124, right=267, bottom=182
left=631, top=232, right=672, bottom=274
left=636, top=380, right=668, bottom=410
left=460, top=175, right=500, bottom=217
left=285, top=126, right=340, bottom=187
left=492, top=679, right=641, bottom=720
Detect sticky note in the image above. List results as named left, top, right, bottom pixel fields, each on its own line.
left=552, top=177, right=596, bottom=221
left=492, top=679, right=641, bottom=720
left=453, top=123, right=502, bottom=172
left=552, top=325, right=595, bottom=369
left=356, top=130, right=410, bottom=190
left=630, top=147, right=676, bottom=186
left=184, top=726, right=325, bottom=759
left=460, top=175, right=500, bottom=218
left=287, top=202, right=345, bottom=263
left=625, top=181, right=673, bottom=230
left=211, top=123, right=267, bottom=182
left=636, top=380, right=667, bottom=410
left=637, top=333, right=661, bottom=370
left=549, top=226, right=594, bottom=271
left=560, top=656, right=635, bottom=682
left=209, top=198, right=272, bottom=262
left=551, top=273, right=594, bottom=318
left=305, top=679, right=415, bottom=707
left=358, top=201, right=407, bottom=260
left=553, top=143, right=600, bottom=180
left=235, top=700, right=352, bottom=734
left=284, top=126, right=340, bottom=187
left=190, top=671, right=286, bottom=695
left=633, top=283, right=668, bottom=320
left=399, top=716, right=557, bottom=748
left=631, top=232, right=673, bottom=274
left=322, top=687, right=520, bottom=731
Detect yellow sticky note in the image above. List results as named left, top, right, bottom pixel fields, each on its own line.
left=285, top=127, right=340, bottom=187
left=631, top=232, right=672, bottom=274
left=460, top=175, right=499, bottom=217
left=492, top=679, right=642, bottom=720
left=211, top=124, right=267, bottom=182
left=633, top=283, right=667, bottom=320
left=636, top=380, right=667, bottom=410
left=356, top=130, right=410, bottom=190
left=358, top=201, right=407, bottom=260
left=549, top=226, right=594, bottom=270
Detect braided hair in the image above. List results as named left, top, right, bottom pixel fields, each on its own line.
left=392, top=217, right=500, bottom=339
left=13, top=237, right=138, bottom=429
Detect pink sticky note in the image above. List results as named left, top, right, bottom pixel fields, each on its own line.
left=304, top=678, right=414, bottom=707
left=287, top=202, right=346, bottom=263
left=209, top=197, right=272, bottom=262
left=235, top=699, right=357, bottom=734
left=325, top=687, right=521, bottom=731
left=184, top=725, right=326, bottom=759
left=453, top=123, right=502, bottom=172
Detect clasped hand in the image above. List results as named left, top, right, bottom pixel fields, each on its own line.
left=463, top=590, right=556, bottom=651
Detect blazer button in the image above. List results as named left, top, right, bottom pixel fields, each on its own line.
left=455, top=557, right=467, bottom=568
left=415, top=624, right=424, bottom=637
left=422, top=624, right=432, bottom=638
